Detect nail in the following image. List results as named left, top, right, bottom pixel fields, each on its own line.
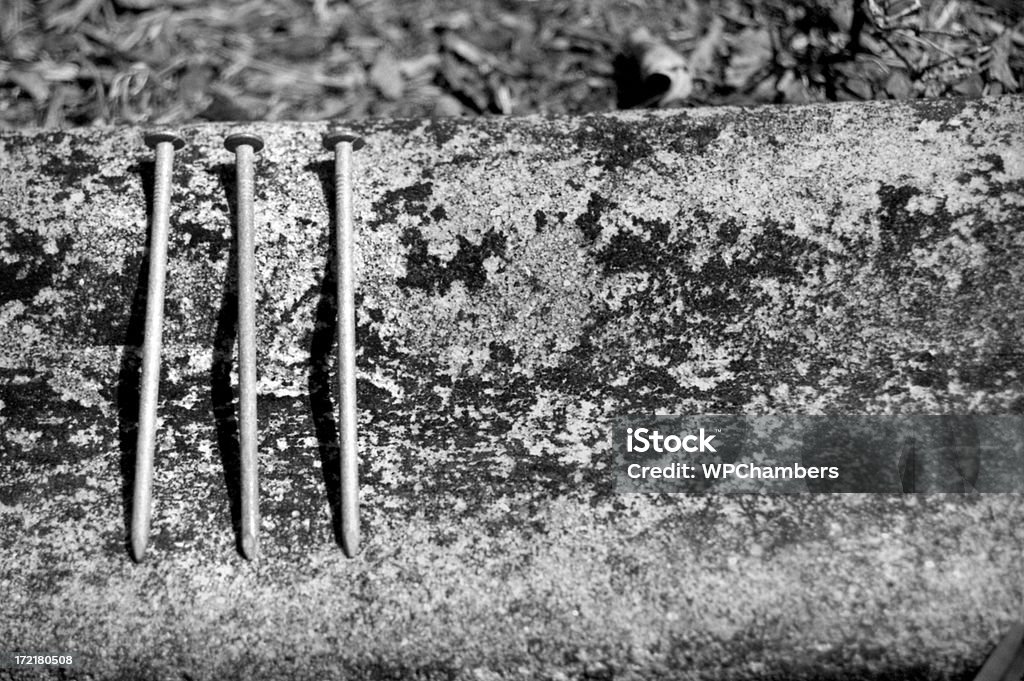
left=132, top=131, right=185, bottom=563
left=974, top=621, right=1024, bottom=681
left=224, top=133, right=265, bottom=560
left=324, top=132, right=364, bottom=558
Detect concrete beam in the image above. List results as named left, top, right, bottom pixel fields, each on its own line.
left=1, top=96, right=1023, bottom=679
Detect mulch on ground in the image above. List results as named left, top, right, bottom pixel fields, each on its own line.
left=1, top=0, right=1021, bottom=129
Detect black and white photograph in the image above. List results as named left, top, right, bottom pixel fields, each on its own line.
left=1, top=0, right=1023, bottom=678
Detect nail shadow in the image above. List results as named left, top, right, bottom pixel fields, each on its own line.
left=212, top=163, right=244, bottom=556
left=306, top=159, right=345, bottom=547
left=116, top=159, right=155, bottom=557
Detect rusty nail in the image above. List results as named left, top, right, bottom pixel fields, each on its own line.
left=323, top=131, right=364, bottom=558
left=224, top=132, right=265, bottom=560
left=132, top=131, right=185, bottom=563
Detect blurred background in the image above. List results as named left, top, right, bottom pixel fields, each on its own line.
left=0, top=0, right=1021, bottom=129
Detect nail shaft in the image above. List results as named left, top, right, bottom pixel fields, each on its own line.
left=132, top=132, right=184, bottom=563
left=325, top=132, right=364, bottom=558
left=225, top=133, right=264, bottom=561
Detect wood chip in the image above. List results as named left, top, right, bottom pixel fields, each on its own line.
left=369, top=50, right=404, bottom=101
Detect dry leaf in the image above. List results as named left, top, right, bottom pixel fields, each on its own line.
left=429, top=11, right=474, bottom=32
left=433, top=94, right=464, bottom=117
left=199, top=85, right=265, bottom=121
left=777, top=69, right=810, bottom=103
left=492, top=80, right=513, bottom=114
left=953, top=72, right=985, bottom=96
left=688, top=15, right=725, bottom=78
left=725, top=28, right=773, bottom=90
left=46, top=0, right=103, bottom=32
left=178, top=63, right=213, bottom=104
left=866, top=0, right=922, bottom=27
left=400, top=54, right=441, bottom=80
left=845, top=76, right=874, bottom=99
left=114, top=0, right=199, bottom=7
left=987, top=30, right=1019, bottom=90
left=884, top=68, right=914, bottom=98
left=8, top=69, right=50, bottom=102
left=975, top=0, right=1024, bottom=22
left=442, top=33, right=488, bottom=68
left=369, top=50, right=404, bottom=101
left=439, top=54, right=489, bottom=113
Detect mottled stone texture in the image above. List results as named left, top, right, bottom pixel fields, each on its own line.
left=1, top=96, right=1023, bottom=680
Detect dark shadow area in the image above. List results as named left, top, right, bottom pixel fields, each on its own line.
left=212, top=163, right=244, bottom=556
left=613, top=52, right=663, bottom=109
left=898, top=436, right=917, bottom=493
left=761, top=661, right=973, bottom=681
left=810, top=0, right=868, bottom=102
left=115, top=159, right=155, bottom=558
left=306, top=159, right=344, bottom=547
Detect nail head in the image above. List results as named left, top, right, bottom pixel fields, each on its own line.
left=323, top=132, right=365, bottom=151
left=144, top=132, right=185, bottom=150
left=224, top=133, right=266, bottom=153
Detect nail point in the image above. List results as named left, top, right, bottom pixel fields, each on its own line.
left=130, top=536, right=148, bottom=563
left=341, top=525, right=359, bottom=558
left=241, top=532, right=259, bottom=560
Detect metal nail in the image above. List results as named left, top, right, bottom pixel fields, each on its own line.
left=132, top=131, right=185, bottom=563
left=323, top=132, right=365, bottom=558
left=224, top=133, right=265, bottom=560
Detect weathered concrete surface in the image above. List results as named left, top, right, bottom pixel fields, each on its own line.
left=1, top=96, right=1023, bottom=680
